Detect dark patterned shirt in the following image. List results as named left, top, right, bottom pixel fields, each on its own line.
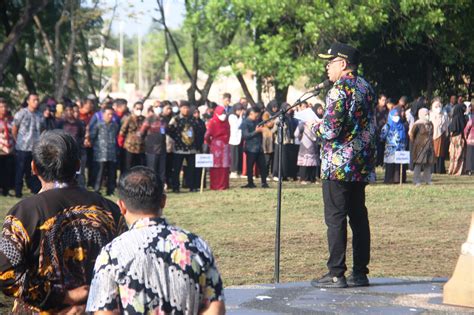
left=140, top=115, right=167, bottom=155
left=314, top=72, right=376, bottom=182
left=86, top=217, right=224, bottom=314
left=0, top=187, right=124, bottom=312
left=120, top=115, right=145, bottom=154
left=168, top=115, right=202, bottom=154
left=13, top=108, right=44, bottom=152
left=90, top=121, right=119, bottom=162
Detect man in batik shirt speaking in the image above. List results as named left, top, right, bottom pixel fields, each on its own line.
left=86, top=166, right=225, bottom=314
left=311, top=42, right=377, bottom=289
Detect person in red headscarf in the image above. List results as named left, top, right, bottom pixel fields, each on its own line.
left=205, top=106, right=231, bottom=190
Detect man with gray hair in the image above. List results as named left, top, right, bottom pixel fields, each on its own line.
left=0, top=130, right=123, bottom=313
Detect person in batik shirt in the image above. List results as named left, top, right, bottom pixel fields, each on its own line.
left=0, top=98, right=15, bottom=196
left=90, top=105, right=120, bottom=195
left=0, top=131, right=124, bottom=314
left=86, top=166, right=225, bottom=314
left=311, top=42, right=376, bottom=289
left=120, top=101, right=146, bottom=171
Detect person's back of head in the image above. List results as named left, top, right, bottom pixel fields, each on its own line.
left=32, top=130, right=80, bottom=183
left=117, top=166, right=165, bottom=216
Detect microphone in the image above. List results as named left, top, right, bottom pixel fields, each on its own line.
left=310, top=79, right=332, bottom=94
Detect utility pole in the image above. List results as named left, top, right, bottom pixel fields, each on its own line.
left=138, top=32, right=143, bottom=92
left=119, top=21, right=124, bottom=91
left=164, top=0, right=170, bottom=99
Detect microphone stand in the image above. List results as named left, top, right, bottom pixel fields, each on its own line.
left=258, top=89, right=323, bottom=284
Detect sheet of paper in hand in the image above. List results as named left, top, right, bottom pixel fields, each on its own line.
left=294, top=108, right=318, bottom=122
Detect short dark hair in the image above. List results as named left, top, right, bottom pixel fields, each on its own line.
left=114, top=98, right=128, bottom=107
left=104, top=103, right=114, bottom=112
left=27, top=92, right=38, bottom=100
left=32, top=130, right=80, bottom=182
left=179, top=100, right=190, bottom=107
left=117, top=166, right=164, bottom=214
left=0, top=97, right=7, bottom=104
left=223, top=92, right=231, bottom=100
left=248, top=106, right=261, bottom=114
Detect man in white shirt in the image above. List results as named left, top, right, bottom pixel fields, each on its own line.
left=228, top=104, right=244, bottom=178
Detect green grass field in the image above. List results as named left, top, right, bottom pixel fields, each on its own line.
left=0, top=169, right=472, bottom=310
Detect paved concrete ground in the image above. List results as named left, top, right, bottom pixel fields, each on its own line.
left=225, top=277, right=474, bottom=314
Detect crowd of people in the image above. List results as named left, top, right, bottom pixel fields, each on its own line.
left=0, top=90, right=472, bottom=198
left=375, top=94, right=474, bottom=185
left=0, top=92, right=327, bottom=197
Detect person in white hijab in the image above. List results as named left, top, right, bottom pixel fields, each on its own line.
left=429, top=98, right=449, bottom=173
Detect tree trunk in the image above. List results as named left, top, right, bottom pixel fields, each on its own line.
left=0, top=0, right=50, bottom=83
left=143, top=54, right=169, bottom=102
left=187, top=32, right=199, bottom=105
left=55, top=16, right=77, bottom=100
left=274, top=84, right=289, bottom=105
left=71, top=69, right=84, bottom=97
left=158, top=0, right=204, bottom=98
left=54, top=9, right=69, bottom=93
left=198, top=73, right=215, bottom=106
left=0, top=5, right=36, bottom=92
left=256, top=74, right=263, bottom=104
left=97, top=0, right=118, bottom=93
left=33, top=15, right=54, bottom=62
left=78, top=31, right=97, bottom=96
left=235, top=72, right=256, bottom=107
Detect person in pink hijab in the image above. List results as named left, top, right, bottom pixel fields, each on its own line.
left=205, top=106, right=231, bottom=190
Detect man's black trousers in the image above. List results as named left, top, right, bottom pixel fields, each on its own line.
left=245, top=151, right=267, bottom=184
left=322, top=180, right=370, bottom=277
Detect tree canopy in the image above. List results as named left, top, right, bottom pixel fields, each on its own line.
left=1, top=0, right=474, bottom=106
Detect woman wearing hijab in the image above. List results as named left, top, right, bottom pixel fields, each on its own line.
left=380, top=107, right=408, bottom=183
left=294, top=104, right=323, bottom=184
left=463, top=103, right=474, bottom=175
left=429, top=99, right=449, bottom=174
left=261, top=111, right=275, bottom=177
left=204, top=106, right=231, bottom=190
left=410, top=108, right=434, bottom=185
left=448, top=104, right=467, bottom=175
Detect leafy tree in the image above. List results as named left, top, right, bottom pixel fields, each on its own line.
left=0, top=0, right=105, bottom=106
left=221, top=0, right=389, bottom=104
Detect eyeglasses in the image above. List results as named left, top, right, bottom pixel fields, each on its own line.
left=326, top=59, right=344, bottom=68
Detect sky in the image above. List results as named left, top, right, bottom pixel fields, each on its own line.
left=101, top=0, right=185, bottom=36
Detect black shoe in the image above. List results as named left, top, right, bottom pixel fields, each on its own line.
left=261, top=183, right=269, bottom=188
left=172, top=188, right=180, bottom=193
left=346, top=273, right=369, bottom=287
left=241, top=183, right=256, bottom=188
left=15, top=193, right=22, bottom=199
left=311, top=273, right=348, bottom=288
